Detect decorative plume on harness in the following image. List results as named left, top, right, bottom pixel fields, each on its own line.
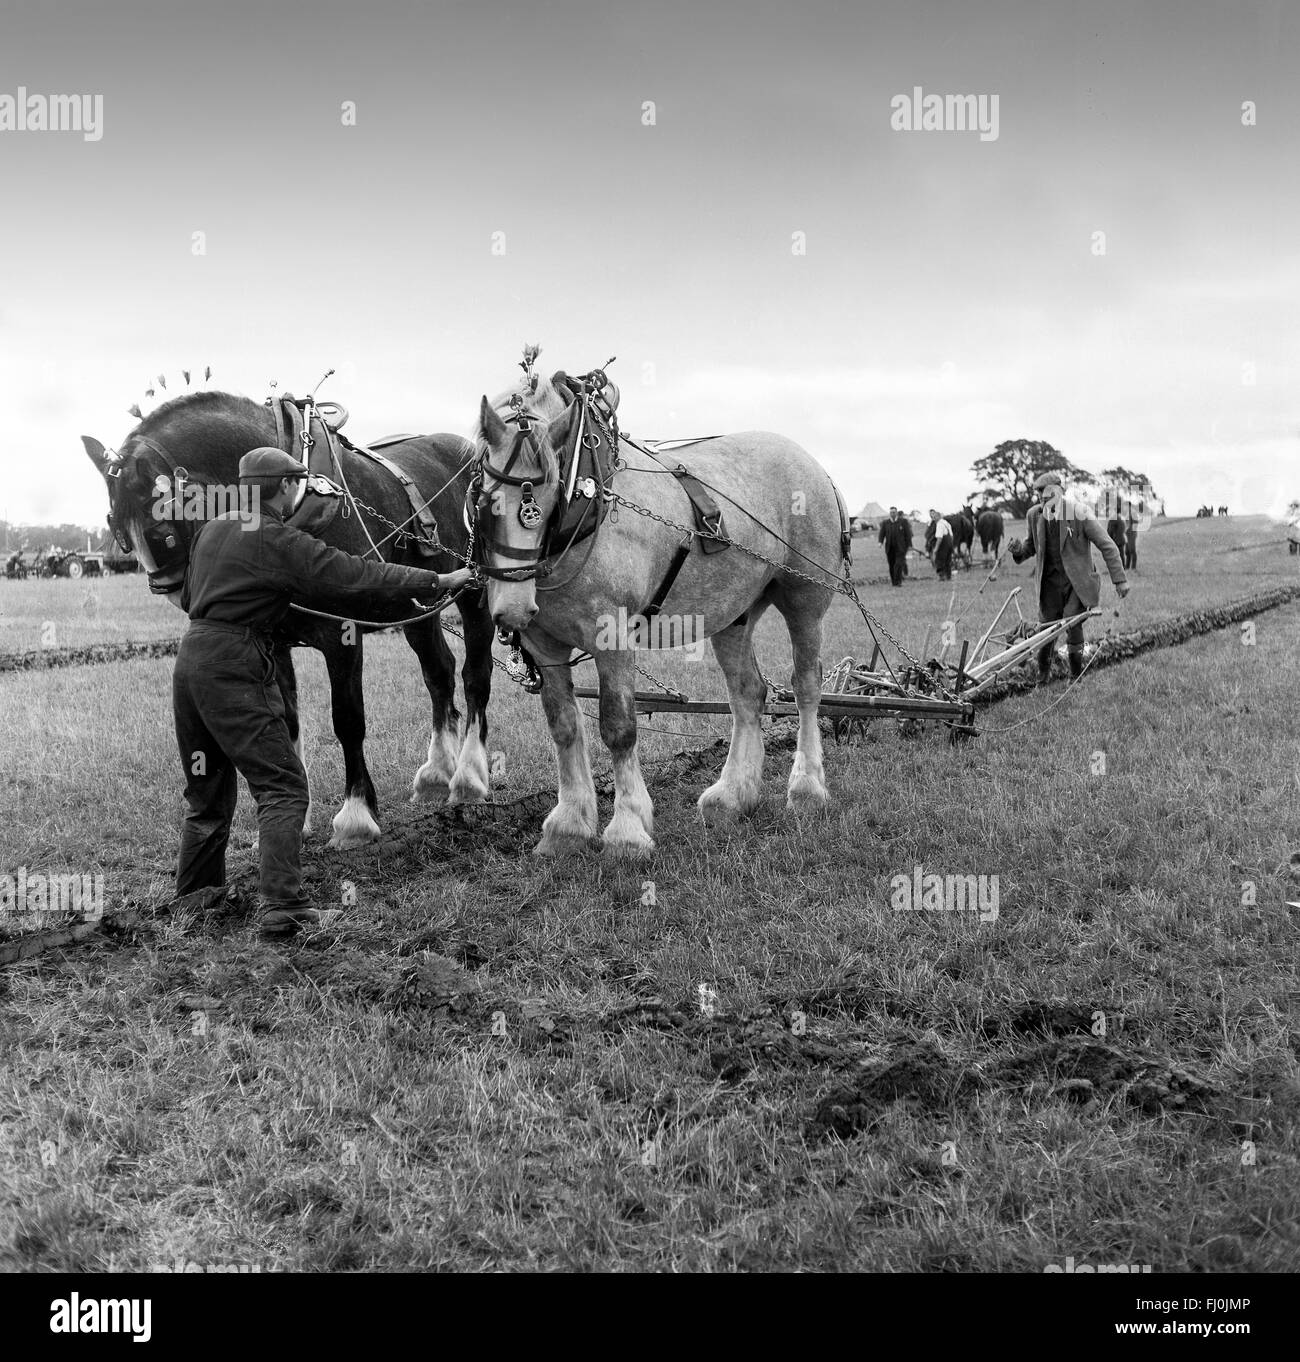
left=128, top=365, right=215, bottom=421
left=519, top=343, right=542, bottom=394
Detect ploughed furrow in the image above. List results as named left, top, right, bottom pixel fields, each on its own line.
left=0, top=636, right=181, bottom=672
left=967, top=583, right=1300, bottom=701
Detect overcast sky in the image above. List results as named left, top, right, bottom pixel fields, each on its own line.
left=1, top=0, right=1296, bottom=528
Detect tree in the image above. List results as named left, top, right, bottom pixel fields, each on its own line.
left=971, top=440, right=1082, bottom=518
left=1099, top=466, right=1160, bottom=519
left=967, top=484, right=1012, bottom=512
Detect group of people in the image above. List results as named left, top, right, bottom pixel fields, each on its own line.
left=878, top=507, right=963, bottom=583
left=874, top=475, right=1130, bottom=682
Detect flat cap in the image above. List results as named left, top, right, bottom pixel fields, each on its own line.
left=238, top=447, right=308, bottom=481
left=1032, top=470, right=1064, bottom=491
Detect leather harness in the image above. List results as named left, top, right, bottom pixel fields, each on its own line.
left=268, top=396, right=444, bottom=557
left=470, top=372, right=736, bottom=616
left=643, top=464, right=729, bottom=618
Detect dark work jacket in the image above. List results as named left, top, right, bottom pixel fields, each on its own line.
left=182, top=504, right=445, bottom=631
left=878, top=517, right=912, bottom=554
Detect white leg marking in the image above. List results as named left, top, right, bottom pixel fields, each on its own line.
left=536, top=709, right=597, bottom=856
left=410, top=723, right=459, bottom=803
left=602, top=745, right=654, bottom=856
left=786, top=634, right=831, bottom=812
left=449, top=726, right=490, bottom=806
left=699, top=717, right=766, bottom=823
left=329, top=793, right=381, bottom=849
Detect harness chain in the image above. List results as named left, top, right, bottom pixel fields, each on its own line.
left=604, top=488, right=945, bottom=698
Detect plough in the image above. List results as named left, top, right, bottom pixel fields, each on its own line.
left=573, top=587, right=1102, bottom=742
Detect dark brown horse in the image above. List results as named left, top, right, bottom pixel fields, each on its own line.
left=976, top=508, right=1004, bottom=561
left=83, top=387, right=494, bottom=847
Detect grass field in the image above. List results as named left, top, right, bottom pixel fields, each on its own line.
left=0, top=572, right=180, bottom=655
left=1, top=514, right=1297, bottom=1270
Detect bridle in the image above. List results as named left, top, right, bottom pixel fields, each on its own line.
left=467, top=365, right=619, bottom=584
left=104, top=434, right=201, bottom=594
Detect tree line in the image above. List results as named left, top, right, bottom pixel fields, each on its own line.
left=1, top=522, right=109, bottom=553
left=970, top=440, right=1160, bottom=519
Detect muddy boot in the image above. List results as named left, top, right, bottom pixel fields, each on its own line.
left=255, top=821, right=324, bottom=938
left=1035, top=642, right=1053, bottom=685
left=1068, top=647, right=1085, bottom=680
left=259, top=904, right=323, bottom=938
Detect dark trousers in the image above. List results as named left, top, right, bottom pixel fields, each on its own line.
left=1124, top=532, right=1137, bottom=569
left=172, top=621, right=310, bottom=911
left=886, top=547, right=905, bottom=586
left=933, top=538, right=953, bottom=580
left=1038, top=571, right=1085, bottom=671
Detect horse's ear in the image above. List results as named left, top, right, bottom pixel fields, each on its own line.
left=479, top=396, right=507, bottom=445
left=81, top=435, right=109, bottom=478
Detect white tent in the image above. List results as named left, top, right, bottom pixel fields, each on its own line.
left=850, top=501, right=891, bottom=534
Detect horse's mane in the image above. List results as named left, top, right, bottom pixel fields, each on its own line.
left=475, top=364, right=570, bottom=485
left=131, top=388, right=263, bottom=436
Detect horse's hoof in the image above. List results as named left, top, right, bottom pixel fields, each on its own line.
left=539, top=803, right=597, bottom=845
left=329, top=796, right=382, bottom=849
left=447, top=772, right=490, bottom=807
left=698, top=782, right=757, bottom=825
left=328, top=829, right=381, bottom=850
left=786, top=776, right=831, bottom=811
left=601, top=825, right=655, bottom=857
left=409, top=770, right=450, bottom=803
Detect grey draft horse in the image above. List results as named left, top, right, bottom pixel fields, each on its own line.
left=469, top=353, right=851, bottom=856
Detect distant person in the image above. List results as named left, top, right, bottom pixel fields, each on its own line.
left=878, top=505, right=912, bottom=586
left=1008, top=472, right=1130, bottom=682
left=1124, top=506, right=1139, bottom=571
left=1106, top=510, right=1127, bottom=561
left=927, top=509, right=954, bottom=581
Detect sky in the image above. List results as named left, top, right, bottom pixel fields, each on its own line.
left=0, top=0, right=1296, bottom=529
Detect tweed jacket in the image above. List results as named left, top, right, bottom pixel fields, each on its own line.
left=1011, top=499, right=1127, bottom=610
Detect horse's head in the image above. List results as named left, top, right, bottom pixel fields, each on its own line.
left=82, top=431, right=194, bottom=604
left=470, top=350, right=620, bottom=633
left=82, top=390, right=269, bottom=608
